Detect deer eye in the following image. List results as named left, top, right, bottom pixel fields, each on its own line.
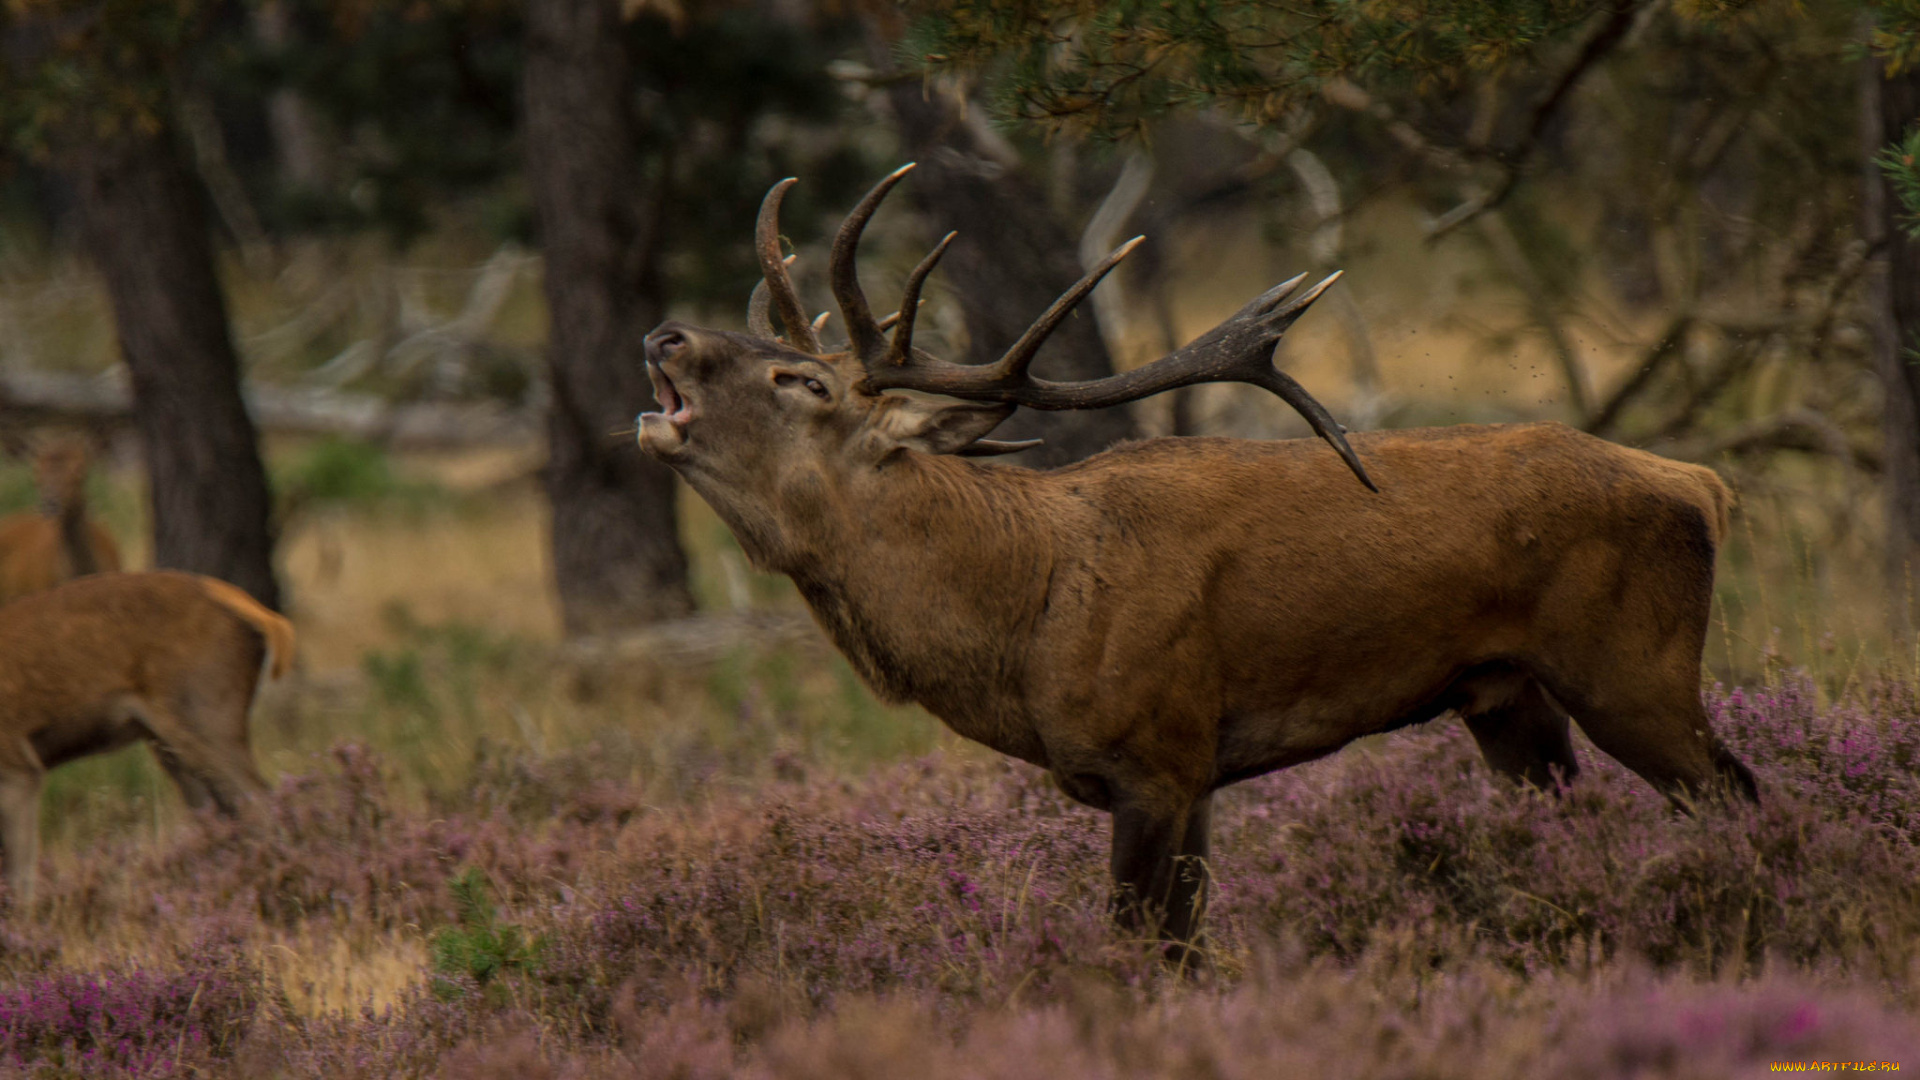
left=776, top=372, right=832, bottom=400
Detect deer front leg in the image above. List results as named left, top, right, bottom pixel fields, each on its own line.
left=1109, top=792, right=1204, bottom=949
left=0, top=739, right=45, bottom=909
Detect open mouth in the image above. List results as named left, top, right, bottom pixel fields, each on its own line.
left=643, top=360, right=694, bottom=428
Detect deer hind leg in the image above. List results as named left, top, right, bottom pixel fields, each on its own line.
left=1455, top=669, right=1579, bottom=793
left=150, top=733, right=263, bottom=818
left=135, top=698, right=265, bottom=818
left=1526, top=505, right=1757, bottom=806
left=1536, top=657, right=1757, bottom=807
left=149, top=742, right=214, bottom=812
left=0, top=737, right=46, bottom=908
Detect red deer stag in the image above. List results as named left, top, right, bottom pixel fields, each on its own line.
left=0, top=571, right=293, bottom=905
left=636, top=166, right=1758, bottom=950
left=0, top=432, right=122, bottom=605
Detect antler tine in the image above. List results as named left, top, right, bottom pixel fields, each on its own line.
left=881, top=231, right=956, bottom=368
left=830, top=163, right=915, bottom=362
left=1269, top=270, right=1340, bottom=319
left=747, top=253, right=798, bottom=339
left=1260, top=272, right=1312, bottom=308
left=1250, top=364, right=1375, bottom=490
left=990, top=236, right=1143, bottom=381
left=756, top=179, right=820, bottom=353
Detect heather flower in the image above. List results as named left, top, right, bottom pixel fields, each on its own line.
left=0, top=947, right=256, bottom=1077
left=5, top=679, right=1920, bottom=1076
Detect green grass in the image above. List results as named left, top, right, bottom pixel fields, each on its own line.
left=430, top=867, right=542, bottom=1001
left=273, top=437, right=455, bottom=520
left=38, top=745, right=169, bottom=856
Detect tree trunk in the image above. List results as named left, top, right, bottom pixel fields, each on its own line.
left=524, top=0, right=693, bottom=636
left=254, top=0, right=334, bottom=193
left=73, top=128, right=281, bottom=609
left=882, top=85, right=1140, bottom=466
left=1866, top=60, right=1920, bottom=631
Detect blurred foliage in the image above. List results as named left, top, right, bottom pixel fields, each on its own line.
left=905, top=0, right=1620, bottom=134
left=221, top=0, right=871, bottom=299
left=232, top=0, right=528, bottom=242
left=272, top=437, right=450, bottom=517
left=1879, top=125, right=1920, bottom=240
left=1, top=1, right=875, bottom=309
left=1875, top=0, right=1920, bottom=74
left=0, top=1, right=212, bottom=158
left=1878, top=2, right=1920, bottom=231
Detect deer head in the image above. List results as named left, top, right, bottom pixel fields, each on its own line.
left=2, top=430, right=101, bottom=520
left=636, top=165, right=1373, bottom=566
left=29, top=434, right=96, bottom=519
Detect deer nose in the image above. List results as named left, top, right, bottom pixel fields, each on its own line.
left=645, top=326, right=688, bottom=361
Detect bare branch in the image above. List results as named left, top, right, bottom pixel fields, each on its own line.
left=1585, top=312, right=1691, bottom=437
left=1427, top=1, right=1646, bottom=238
left=1661, top=408, right=1881, bottom=473
left=1478, top=211, right=1590, bottom=421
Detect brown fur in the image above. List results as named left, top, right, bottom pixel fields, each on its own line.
left=195, top=577, right=295, bottom=680
left=0, top=571, right=294, bottom=906
left=0, top=435, right=122, bottom=605
left=637, top=322, right=1758, bottom=950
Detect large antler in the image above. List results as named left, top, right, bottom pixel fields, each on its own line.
left=744, top=168, right=1376, bottom=490
left=751, top=178, right=821, bottom=354
left=873, top=268, right=1375, bottom=489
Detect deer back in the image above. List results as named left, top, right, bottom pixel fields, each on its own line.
left=0, top=573, right=271, bottom=727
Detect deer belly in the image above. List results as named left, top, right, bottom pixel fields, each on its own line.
left=1213, top=714, right=1359, bottom=784
left=30, top=714, right=145, bottom=770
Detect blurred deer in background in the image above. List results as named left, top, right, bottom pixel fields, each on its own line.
left=636, top=166, right=1758, bottom=956
left=0, top=432, right=122, bottom=605
left=0, top=571, right=293, bottom=906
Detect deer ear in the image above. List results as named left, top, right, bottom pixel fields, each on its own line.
left=872, top=396, right=1016, bottom=457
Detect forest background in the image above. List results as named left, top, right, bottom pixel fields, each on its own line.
left=0, top=0, right=1918, bottom=1075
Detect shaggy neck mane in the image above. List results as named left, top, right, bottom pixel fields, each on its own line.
left=775, top=452, right=1055, bottom=726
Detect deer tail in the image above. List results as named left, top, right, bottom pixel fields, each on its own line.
left=195, top=576, right=295, bottom=680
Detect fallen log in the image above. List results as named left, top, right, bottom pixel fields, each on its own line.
left=0, top=369, right=540, bottom=449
